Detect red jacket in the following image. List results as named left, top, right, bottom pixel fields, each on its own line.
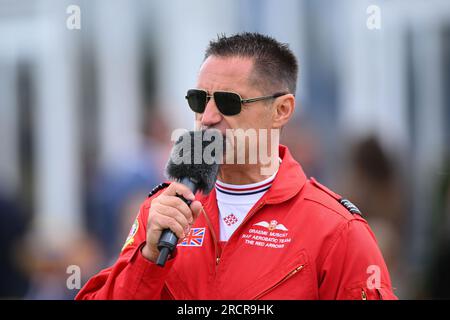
left=76, top=145, right=397, bottom=300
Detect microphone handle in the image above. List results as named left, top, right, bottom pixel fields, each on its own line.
left=156, top=177, right=198, bottom=267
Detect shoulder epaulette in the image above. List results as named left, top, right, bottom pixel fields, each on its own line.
left=338, top=198, right=362, bottom=216
left=147, top=182, right=170, bottom=198
left=310, top=177, right=363, bottom=216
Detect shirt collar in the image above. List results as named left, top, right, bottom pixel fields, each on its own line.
left=198, top=144, right=307, bottom=205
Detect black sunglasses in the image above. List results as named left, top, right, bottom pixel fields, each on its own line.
left=185, top=89, right=290, bottom=116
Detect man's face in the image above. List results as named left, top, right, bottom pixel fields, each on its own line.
left=194, top=56, right=274, bottom=134
left=193, top=56, right=280, bottom=168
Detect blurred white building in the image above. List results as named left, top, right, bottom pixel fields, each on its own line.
left=0, top=0, right=449, bottom=298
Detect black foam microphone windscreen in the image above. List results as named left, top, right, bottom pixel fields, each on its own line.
left=165, top=129, right=224, bottom=193
left=156, top=129, right=224, bottom=266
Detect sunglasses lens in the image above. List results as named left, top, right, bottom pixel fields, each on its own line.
left=186, top=90, right=207, bottom=113
left=214, top=92, right=241, bottom=116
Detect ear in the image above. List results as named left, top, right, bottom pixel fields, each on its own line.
left=272, top=94, right=296, bottom=129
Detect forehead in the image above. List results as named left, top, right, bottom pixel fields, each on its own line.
left=196, top=56, right=255, bottom=92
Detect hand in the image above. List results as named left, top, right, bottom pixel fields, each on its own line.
left=141, top=182, right=203, bottom=262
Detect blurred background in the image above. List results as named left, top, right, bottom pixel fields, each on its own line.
left=0, top=0, right=449, bottom=299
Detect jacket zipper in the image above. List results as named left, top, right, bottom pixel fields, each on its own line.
left=361, top=289, right=367, bottom=300
left=199, top=207, right=221, bottom=267
left=253, top=264, right=305, bottom=300
left=240, top=201, right=266, bottom=230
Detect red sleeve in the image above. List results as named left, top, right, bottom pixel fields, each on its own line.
left=318, top=218, right=398, bottom=300
left=75, top=196, right=175, bottom=300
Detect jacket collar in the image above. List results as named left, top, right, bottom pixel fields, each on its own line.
left=264, top=144, right=307, bottom=204
left=195, top=145, right=307, bottom=251
left=198, top=144, right=307, bottom=205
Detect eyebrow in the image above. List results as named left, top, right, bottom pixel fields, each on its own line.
left=197, top=88, right=240, bottom=94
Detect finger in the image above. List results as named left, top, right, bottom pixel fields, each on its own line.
left=158, top=195, right=193, bottom=223
left=153, top=214, right=186, bottom=240
left=152, top=202, right=190, bottom=233
left=163, top=182, right=195, bottom=201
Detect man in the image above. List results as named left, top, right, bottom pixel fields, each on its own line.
left=76, top=32, right=397, bottom=300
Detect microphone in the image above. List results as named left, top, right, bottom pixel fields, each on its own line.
left=156, top=129, right=223, bottom=267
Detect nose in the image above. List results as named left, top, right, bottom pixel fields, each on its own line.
left=199, top=97, right=223, bottom=127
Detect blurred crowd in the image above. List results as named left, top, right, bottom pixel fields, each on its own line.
left=1, top=113, right=449, bottom=299
left=1, top=0, right=449, bottom=299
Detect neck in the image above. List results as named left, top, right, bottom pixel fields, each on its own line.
left=218, top=150, right=280, bottom=185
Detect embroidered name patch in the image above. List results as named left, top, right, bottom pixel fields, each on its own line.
left=241, top=220, right=291, bottom=249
